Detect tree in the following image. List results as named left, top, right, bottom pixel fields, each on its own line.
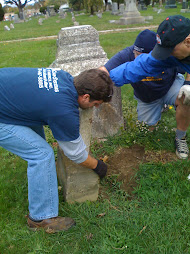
left=4, top=0, right=37, bottom=19
left=83, top=0, right=104, bottom=15
left=0, top=4, right=4, bottom=21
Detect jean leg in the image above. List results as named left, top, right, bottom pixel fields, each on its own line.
left=135, top=96, right=163, bottom=126
left=0, top=123, right=58, bottom=220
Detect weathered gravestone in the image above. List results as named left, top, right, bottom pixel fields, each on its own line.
left=112, top=2, right=119, bottom=15
left=47, top=6, right=56, bottom=16
left=165, top=0, right=177, bottom=8
left=50, top=25, right=123, bottom=203
left=116, top=0, right=145, bottom=25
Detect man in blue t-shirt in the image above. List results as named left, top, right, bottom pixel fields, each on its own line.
left=0, top=67, right=113, bottom=233
left=100, top=19, right=190, bottom=160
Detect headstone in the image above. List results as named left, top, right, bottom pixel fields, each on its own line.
left=73, top=21, right=79, bottom=26
left=153, top=7, right=158, bottom=11
left=96, top=12, right=102, bottom=18
left=59, top=9, right=65, bottom=18
left=165, top=0, right=177, bottom=8
left=50, top=25, right=123, bottom=203
left=112, top=2, right=119, bottom=15
left=157, top=8, right=164, bottom=13
left=144, top=16, right=153, bottom=21
left=119, top=4, right=125, bottom=14
left=4, top=25, right=10, bottom=31
left=181, top=0, right=190, bottom=12
left=138, top=0, right=147, bottom=10
left=116, top=0, right=145, bottom=25
left=10, top=23, right=14, bottom=29
left=47, top=6, right=56, bottom=16
left=38, top=18, right=43, bottom=25
left=14, top=14, right=20, bottom=23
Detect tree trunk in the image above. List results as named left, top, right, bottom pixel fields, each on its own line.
left=18, top=6, right=24, bottom=20
left=90, top=5, right=94, bottom=15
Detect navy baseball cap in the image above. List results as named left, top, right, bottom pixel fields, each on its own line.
left=151, top=15, right=190, bottom=60
left=134, top=29, right=157, bottom=53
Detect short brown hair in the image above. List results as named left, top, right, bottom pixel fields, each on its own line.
left=74, top=69, right=113, bottom=102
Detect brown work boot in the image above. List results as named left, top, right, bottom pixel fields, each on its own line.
left=27, top=216, right=76, bottom=233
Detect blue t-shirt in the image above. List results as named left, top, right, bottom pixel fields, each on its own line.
left=105, top=46, right=182, bottom=103
left=0, top=67, right=80, bottom=141
left=109, top=52, right=190, bottom=88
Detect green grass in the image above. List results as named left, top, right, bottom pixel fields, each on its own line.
left=0, top=6, right=190, bottom=254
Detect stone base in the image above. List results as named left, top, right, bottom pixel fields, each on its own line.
left=180, top=9, right=190, bottom=13
left=56, top=146, right=99, bottom=203
left=117, top=15, right=145, bottom=25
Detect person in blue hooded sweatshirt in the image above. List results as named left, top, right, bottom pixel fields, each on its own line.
left=100, top=19, right=190, bottom=160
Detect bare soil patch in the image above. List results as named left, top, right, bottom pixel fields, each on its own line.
left=105, top=144, right=178, bottom=195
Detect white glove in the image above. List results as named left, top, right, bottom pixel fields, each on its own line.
left=178, top=85, right=190, bottom=105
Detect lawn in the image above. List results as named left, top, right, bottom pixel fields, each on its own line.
left=0, top=5, right=190, bottom=254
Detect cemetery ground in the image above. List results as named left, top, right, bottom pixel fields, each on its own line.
left=0, top=7, right=190, bottom=254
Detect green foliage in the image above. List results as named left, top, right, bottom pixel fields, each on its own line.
left=0, top=3, right=4, bottom=21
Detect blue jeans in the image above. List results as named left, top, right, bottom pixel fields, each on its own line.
left=135, top=74, right=185, bottom=126
left=0, top=123, right=58, bottom=220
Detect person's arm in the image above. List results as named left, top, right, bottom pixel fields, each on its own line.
left=58, top=135, right=107, bottom=178
left=109, top=52, right=190, bottom=87
left=104, top=48, right=132, bottom=72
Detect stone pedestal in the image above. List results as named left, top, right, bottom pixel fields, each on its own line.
left=117, top=0, right=145, bottom=25
left=50, top=25, right=123, bottom=203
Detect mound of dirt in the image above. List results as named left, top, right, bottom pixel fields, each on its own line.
left=105, top=144, right=177, bottom=195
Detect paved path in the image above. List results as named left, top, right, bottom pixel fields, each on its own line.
left=1, top=25, right=158, bottom=44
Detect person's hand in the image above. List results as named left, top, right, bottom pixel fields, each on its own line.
left=92, top=160, right=107, bottom=179
left=98, top=66, right=109, bottom=76
left=178, top=85, right=190, bottom=105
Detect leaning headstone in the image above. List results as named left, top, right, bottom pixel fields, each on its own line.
left=157, top=8, right=164, bottom=13
left=117, top=0, right=145, bottom=25
left=112, top=2, right=119, bottom=15
left=4, top=25, right=10, bottom=31
left=50, top=25, right=123, bottom=203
